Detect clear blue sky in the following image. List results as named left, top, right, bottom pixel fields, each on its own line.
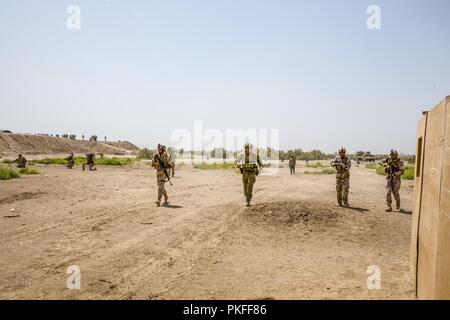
left=1, top=0, right=449, bottom=154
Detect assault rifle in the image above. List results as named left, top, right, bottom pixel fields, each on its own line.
left=384, top=160, right=401, bottom=186
left=331, top=159, right=348, bottom=171
left=154, top=153, right=172, bottom=186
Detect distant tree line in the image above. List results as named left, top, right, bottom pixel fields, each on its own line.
left=279, top=149, right=334, bottom=161
left=138, top=147, right=416, bottom=163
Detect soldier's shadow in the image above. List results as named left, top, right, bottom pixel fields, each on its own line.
left=162, top=203, right=183, bottom=209
left=343, top=206, right=370, bottom=213
left=399, top=209, right=412, bottom=215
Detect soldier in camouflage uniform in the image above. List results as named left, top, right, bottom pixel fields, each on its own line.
left=378, top=150, right=404, bottom=212
left=331, top=147, right=352, bottom=206
left=288, top=156, right=296, bottom=175
left=236, top=143, right=263, bottom=207
left=168, top=152, right=175, bottom=178
left=12, top=154, right=27, bottom=168
left=82, top=153, right=97, bottom=171
left=65, top=153, right=75, bottom=169
left=152, top=144, right=172, bottom=207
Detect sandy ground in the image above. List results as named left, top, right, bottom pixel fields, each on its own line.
left=0, top=161, right=415, bottom=299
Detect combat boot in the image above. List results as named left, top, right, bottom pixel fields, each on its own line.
left=246, top=200, right=251, bottom=207
left=337, top=194, right=342, bottom=206
left=396, top=200, right=400, bottom=210
left=343, top=199, right=349, bottom=207
left=155, top=200, right=161, bottom=207
left=385, top=206, right=392, bottom=212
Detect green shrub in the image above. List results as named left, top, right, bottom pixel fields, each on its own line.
left=306, top=161, right=324, bottom=168
left=18, top=167, right=40, bottom=175
left=376, top=165, right=415, bottom=180
left=0, top=167, right=20, bottom=180
left=2, top=159, right=14, bottom=164
left=95, top=157, right=135, bottom=166
left=32, top=157, right=67, bottom=165
left=304, top=168, right=336, bottom=174
left=193, top=163, right=237, bottom=170
left=32, top=156, right=135, bottom=166
left=402, top=165, right=415, bottom=180
left=365, top=163, right=377, bottom=169
left=375, top=166, right=386, bottom=175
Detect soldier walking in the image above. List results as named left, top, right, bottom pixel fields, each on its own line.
left=236, top=143, right=263, bottom=207
left=82, top=153, right=97, bottom=171
left=331, top=147, right=352, bottom=206
left=378, top=150, right=404, bottom=212
left=12, top=154, right=27, bottom=168
left=288, top=155, right=296, bottom=175
left=152, top=144, right=172, bottom=207
left=168, top=152, right=176, bottom=178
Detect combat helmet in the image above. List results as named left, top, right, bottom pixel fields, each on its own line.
left=157, top=143, right=166, bottom=152
left=390, top=149, right=398, bottom=158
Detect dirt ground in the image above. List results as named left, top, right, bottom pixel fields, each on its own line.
left=0, top=161, right=415, bottom=299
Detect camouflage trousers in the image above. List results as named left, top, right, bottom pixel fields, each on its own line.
left=157, top=179, right=168, bottom=202
left=336, top=174, right=350, bottom=203
left=82, top=163, right=96, bottom=171
left=242, top=171, right=256, bottom=202
left=386, top=176, right=401, bottom=207
left=289, top=166, right=295, bottom=174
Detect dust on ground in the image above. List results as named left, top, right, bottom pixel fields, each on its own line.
left=0, top=161, right=415, bottom=299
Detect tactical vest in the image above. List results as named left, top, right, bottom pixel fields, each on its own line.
left=384, top=158, right=402, bottom=175
left=334, top=156, right=350, bottom=174
left=240, top=153, right=258, bottom=173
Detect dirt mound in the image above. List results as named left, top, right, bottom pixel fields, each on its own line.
left=0, top=191, right=46, bottom=205
left=104, top=141, right=140, bottom=151
left=0, top=133, right=140, bottom=156
left=244, top=201, right=340, bottom=226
